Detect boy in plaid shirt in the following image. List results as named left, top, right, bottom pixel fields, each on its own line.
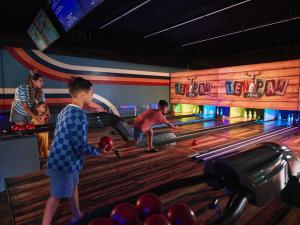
left=42, top=77, right=108, bottom=225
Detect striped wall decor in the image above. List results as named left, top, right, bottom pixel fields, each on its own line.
left=6, top=47, right=170, bottom=86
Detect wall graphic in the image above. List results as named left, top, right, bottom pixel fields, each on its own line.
left=171, top=71, right=218, bottom=106
left=171, top=59, right=300, bottom=110
left=0, top=48, right=177, bottom=114
left=225, top=74, right=289, bottom=98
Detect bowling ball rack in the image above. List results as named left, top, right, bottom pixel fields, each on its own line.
left=75, top=175, right=205, bottom=225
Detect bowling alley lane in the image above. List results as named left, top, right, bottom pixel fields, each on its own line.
left=5, top=119, right=295, bottom=225
left=157, top=120, right=288, bottom=156
left=2, top=2, right=300, bottom=224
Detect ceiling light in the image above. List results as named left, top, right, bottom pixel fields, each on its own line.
left=100, top=0, right=151, bottom=29
left=182, top=15, right=300, bottom=47
left=143, top=0, right=251, bottom=38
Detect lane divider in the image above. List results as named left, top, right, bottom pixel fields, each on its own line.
left=193, top=127, right=299, bottom=161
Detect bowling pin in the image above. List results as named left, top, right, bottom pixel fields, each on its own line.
left=253, top=111, right=257, bottom=119
left=278, top=113, right=282, bottom=120
left=288, top=114, right=291, bottom=123
left=291, top=114, right=294, bottom=122
left=244, top=111, right=247, bottom=118
left=220, top=109, right=223, bottom=116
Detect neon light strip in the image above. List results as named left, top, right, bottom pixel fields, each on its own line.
left=194, top=126, right=290, bottom=158
left=194, top=127, right=298, bottom=160
left=144, top=0, right=251, bottom=38
left=182, top=16, right=300, bottom=47
left=100, top=0, right=152, bottom=29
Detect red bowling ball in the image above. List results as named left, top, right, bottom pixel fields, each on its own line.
left=88, top=217, right=114, bottom=225
left=99, top=136, right=114, bottom=151
left=110, top=202, right=140, bottom=225
left=144, top=215, right=171, bottom=225
left=167, top=203, right=196, bottom=225
left=18, top=125, right=26, bottom=131
left=136, top=193, right=162, bottom=220
left=192, top=140, right=200, bottom=146
left=10, top=124, right=18, bottom=131
left=44, top=115, right=49, bottom=122
left=25, top=123, right=35, bottom=130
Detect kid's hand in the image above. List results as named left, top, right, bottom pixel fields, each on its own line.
left=172, top=125, right=179, bottom=129
left=35, top=116, right=44, bottom=124
left=41, top=115, right=50, bottom=122
left=102, top=144, right=110, bottom=153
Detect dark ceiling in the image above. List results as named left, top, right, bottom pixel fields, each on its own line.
left=1, top=0, right=300, bottom=69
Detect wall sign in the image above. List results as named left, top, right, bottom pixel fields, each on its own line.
left=175, top=76, right=212, bottom=97
left=225, top=75, right=289, bottom=98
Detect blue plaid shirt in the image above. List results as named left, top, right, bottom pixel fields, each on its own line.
left=47, top=104, right=100, bottom=174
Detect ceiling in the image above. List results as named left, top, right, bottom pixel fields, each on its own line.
left=1, top=0, right=300, bottom=68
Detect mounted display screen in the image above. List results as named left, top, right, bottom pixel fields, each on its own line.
left=27, top=9, right=60, bottom=50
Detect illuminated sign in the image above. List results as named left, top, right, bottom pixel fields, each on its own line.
left=225, top=75, right=288, bottom=98
left=174, top=76, right=212, bottom=97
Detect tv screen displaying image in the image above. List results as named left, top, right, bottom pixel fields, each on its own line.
left=78, top=0, right=104, bottom=13
left=27, top=9, right=60, bottom=51
left=48, top=0, right=85, bottom=31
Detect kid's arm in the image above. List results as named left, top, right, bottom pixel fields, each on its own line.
left=72, top=119, right=102, bottom=156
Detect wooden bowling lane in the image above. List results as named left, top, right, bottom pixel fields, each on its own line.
left=4, top=120, right=293, bottom=225
left=155, top=116, right=250, bottom=134
left=6, top=149, right=203, bottom=225
left=171, top=120, right=286, bottom=156
left=122, top=113, right=204, bottom=125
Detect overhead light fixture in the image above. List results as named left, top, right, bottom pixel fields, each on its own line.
left=100, top=0, right=151, bottom=29
left=143, top=0, right=252, bottom=39
left=182, top=15, right=300, bottom=47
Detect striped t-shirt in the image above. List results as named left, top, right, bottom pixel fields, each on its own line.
left=12, top=84, right=45, bottom=115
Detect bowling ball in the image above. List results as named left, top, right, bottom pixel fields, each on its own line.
left=99, top=136, right=113, bottom=151
left=10, top=124, right=18, bottom=131
left=18, top=125, right=26, bottom=131
left=144, top=215, right=171, bottom=225
left=167, top=203, right=196, bottom=225
left=44, top=115, right=49, bottom=122
left=88, top=217, right=114, bottom=225
left=24, top=124, right=30, bottom=130
left=111, top=202, right=140, bottom=225
left=25, top=124, right=35, bottom=130
left=136, top=193, right=162, bottom=220
left=192, top=140, right=199, bottom=146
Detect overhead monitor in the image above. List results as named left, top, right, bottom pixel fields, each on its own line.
left=78, top=0, right=104, bottom=13
left=48, top=0, right=85, bottom=31
left=27, top=9, right=60, bottom=51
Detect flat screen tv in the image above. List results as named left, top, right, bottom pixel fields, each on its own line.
left=48, top=0, right=85, bottom=31
left=27, top=9, right=60, bottom=51
left=78, top=0, right=104, bottom=13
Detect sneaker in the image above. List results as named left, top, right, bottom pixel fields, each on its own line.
left=146, top=147, right=159, bottom=153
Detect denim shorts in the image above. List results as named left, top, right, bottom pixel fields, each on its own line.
left=9, top=109, right=31, bottom=123
left=133, top=127, right=144, bottom=143
left=47, top=171, right=80, bottom=199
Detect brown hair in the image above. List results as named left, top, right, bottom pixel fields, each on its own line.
left=27, top=72, right=43, bottom=103
left=33, top=101, right=47, bottom=116
left=158, top=100, right=169, bottom=108
left=68, top=77, right=92, bottom=97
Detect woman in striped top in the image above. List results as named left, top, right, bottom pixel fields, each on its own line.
left=10, top=71, right=49, bottom=125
